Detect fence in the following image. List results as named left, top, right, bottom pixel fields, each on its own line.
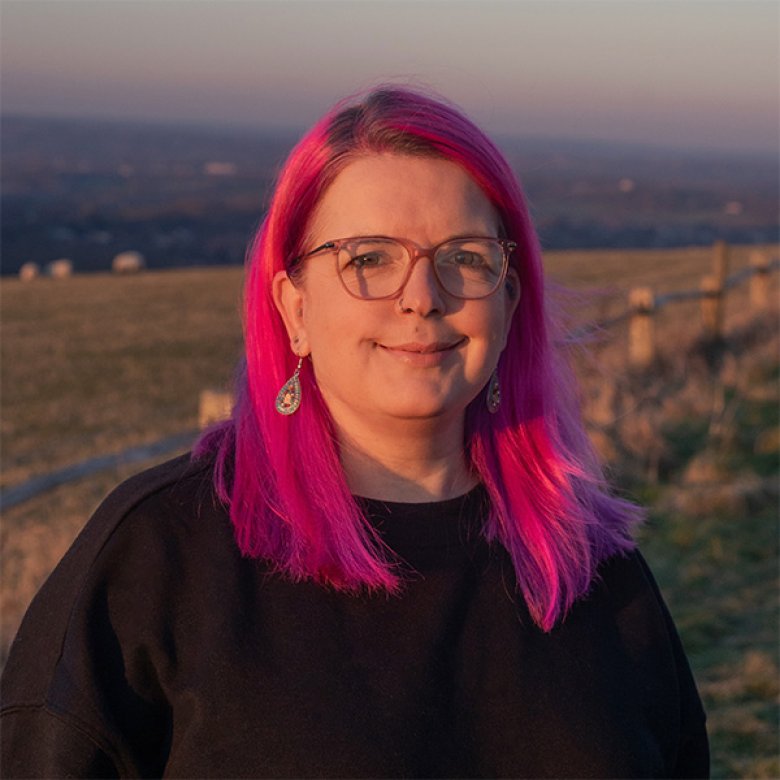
left=583, top=243, right=779, bottom=369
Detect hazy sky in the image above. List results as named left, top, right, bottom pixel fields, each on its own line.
left=2, top=0, right=778, bottom=153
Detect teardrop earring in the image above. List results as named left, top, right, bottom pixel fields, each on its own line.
left=486, top=370, right=501, bottom=414
left=275, top=357, right=304, bottom=415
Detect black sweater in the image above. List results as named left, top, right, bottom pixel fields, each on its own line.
left=1, top=453, right=708, bottom=778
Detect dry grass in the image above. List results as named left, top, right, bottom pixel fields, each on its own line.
left=1, top=267, right=244, bottom=488
left=1, top=245, right=778, bottom=777
left=545, top=242, right=763, bottom=294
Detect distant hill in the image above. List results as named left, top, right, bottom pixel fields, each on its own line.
left=2, top=115, right=778, bottom=275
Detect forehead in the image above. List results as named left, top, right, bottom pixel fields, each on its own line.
left=308, top=154, right=499, bottom=243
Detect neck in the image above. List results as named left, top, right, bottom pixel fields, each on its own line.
left=333, top=412, right=477, bottom=503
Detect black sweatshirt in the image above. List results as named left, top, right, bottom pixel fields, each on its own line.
left=1, top=453, right=708, bottom=778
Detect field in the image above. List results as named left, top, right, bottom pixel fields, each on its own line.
left=2, top=245, right=778, bottom=777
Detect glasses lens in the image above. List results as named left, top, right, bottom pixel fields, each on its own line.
left=435, top=239, right=505, bottom=298
left=338, top=238, right=407, bottom=298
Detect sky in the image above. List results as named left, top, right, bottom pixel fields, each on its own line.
left=2, top=0, right=778, bottom=154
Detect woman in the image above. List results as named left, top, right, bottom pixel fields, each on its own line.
left=1, top=87, right=708, bottom=778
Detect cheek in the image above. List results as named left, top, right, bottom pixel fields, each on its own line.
left=472, top=301, right=512, bottom=347
left=459, top=307, right=510, bottom=382
left=474, top=310, right=514, bottom=381
left=299, top=278, right=348, bottom=341
left=495, top=291, right=518, bottom=351
left=303, top=296, right=375, bottom=358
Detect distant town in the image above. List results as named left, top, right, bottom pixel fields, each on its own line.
left=2, top=115, right=778, bottom=276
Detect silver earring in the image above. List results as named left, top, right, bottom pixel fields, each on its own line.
left=275, top=357, right=304, bottom=415
left=486, top=370, right=501, bottom=414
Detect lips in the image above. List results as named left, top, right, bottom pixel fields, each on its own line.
left=377, top=338, right=466, bottom=367
left=382, top=339, right=465, bottom=353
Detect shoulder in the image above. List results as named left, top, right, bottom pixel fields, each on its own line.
left=586, top=549, right=707, bottom=720
left=584, top=548, right=679, bottom=640
left=89, top=451, right=217, bottom=531
left=44, top=451, right=224, bottom=597
left=585, top=547, right=663, bottom=603
left=67, top=451, right=223, bottom=570
left=0, top=452, right=229, bottom=709
left=597, top=550, right=709, bottom=773
left=0, top=454, right=227, bottom=778
left=551, top=548, right=689, bottom=676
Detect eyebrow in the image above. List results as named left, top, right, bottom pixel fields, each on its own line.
left=336, top=232, right=500, bottom=243
left=294, top=231, right=503, bottom=265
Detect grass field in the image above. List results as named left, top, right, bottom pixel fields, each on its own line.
left=2, top=244, right=778, bottom=777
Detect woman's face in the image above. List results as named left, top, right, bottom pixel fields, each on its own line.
left=274, top=153, right=519, bottom=436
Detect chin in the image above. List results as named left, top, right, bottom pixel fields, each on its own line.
left=379, top=394, right=472, bottom=423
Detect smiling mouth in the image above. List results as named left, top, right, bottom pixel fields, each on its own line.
left=376, top=339, right=466, bottom=367
left=380, top=339, right=466, bottom=354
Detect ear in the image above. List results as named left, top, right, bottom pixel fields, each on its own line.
left=505, top=268, right=521, bottom=305
left=272, top=270, right=310, bottom=356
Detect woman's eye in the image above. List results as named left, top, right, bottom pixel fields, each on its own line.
left=348, top=253, right=385, bottom=269
left=446, top=252, right=485, bottom=267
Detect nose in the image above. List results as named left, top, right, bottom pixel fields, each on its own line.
left=397, top=256, right=446, bottom=317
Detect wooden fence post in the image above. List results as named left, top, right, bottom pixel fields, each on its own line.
left=749, top=250, right=770, bottom=310
left=700, top=275, right=724, bottom=339
left=199, top=389, right=233, bottom=428
left=712, top=240, right=730, bottom=289
left=628, top=287, right=656, bottom=368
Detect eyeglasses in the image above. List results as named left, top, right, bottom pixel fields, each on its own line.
left=293, top=235, right=516, bottom=300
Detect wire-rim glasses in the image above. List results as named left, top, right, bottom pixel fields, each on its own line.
left=292, top=235, right=517, bottom=300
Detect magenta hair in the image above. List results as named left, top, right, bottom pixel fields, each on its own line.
left=195, top=86, right=642, bottom=631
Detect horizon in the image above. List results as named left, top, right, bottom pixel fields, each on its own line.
left=2, top=0, right=778, bottom=156
left=4, top=110, right=777, bottom=164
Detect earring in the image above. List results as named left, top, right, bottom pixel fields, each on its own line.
left=275, top=357, right=304, bottom=415
left=486, top=370, right=501, bottom=414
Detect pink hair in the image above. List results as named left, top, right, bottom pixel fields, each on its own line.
left=195, top=86, right=641, bottom=631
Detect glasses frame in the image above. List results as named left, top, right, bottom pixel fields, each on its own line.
left=292, top=235, right=517, bottom=301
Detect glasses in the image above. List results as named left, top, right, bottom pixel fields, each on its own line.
left=293, top=235, right=516, bottom=300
